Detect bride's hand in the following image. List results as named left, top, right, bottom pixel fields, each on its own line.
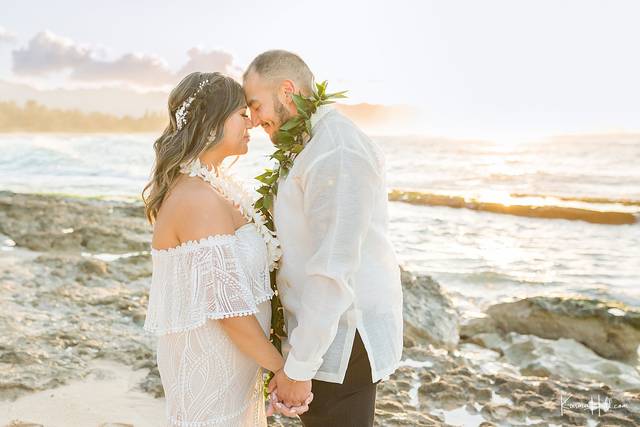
left=266, top=389, right=313, bottom=417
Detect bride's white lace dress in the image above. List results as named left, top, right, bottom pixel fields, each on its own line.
left=144, top=223, right=274, bottom=426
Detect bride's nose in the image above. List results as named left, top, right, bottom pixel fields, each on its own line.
left=244, top=116, right=254, bottom=129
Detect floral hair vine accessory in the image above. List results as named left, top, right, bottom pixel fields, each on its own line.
left=175, top=78, right=211, bottom=131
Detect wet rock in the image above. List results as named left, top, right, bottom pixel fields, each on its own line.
left=482, top=296, right=640, bottom=362
left=401, top=269, right=459, bottom=350
left=0, top=192, right=150, bottom=254
left=468, top=386, right=492, bottom=403
left=109, top=254, right=152, bottom=282
left=0, top=350, right=40, bottom=365
left=376, top=399, right=406, bottom=412
left=267, top=415, right=302, bottom=426
left=374, top=410, right=443, bottom=426
left=473, top=332, right=640, bottom=391
left=512, top=390, right=545, bottom=407
left=597, top=412, right=638, bottom=427
left=550, top=408, right=588, bottom=426
left=537, top=381, right=558, bottom=398
left=460, top=316, right=498, bottom=339
left=0, top=249, right=154, bottom=400
left=480, top=403, right=511, bottom=422
left=138, top=364, right=163, bottom=398
left=3, top=421, right=45, bottom=427
left=79, top=258, right=108, bottom=275
left=3, top=191, right=640, bottom=427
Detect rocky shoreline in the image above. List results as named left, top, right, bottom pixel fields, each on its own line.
left=0, top=191, right=638, bottom=426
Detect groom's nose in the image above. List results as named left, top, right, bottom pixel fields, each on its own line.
left=250, top=112, right=261, bottom=128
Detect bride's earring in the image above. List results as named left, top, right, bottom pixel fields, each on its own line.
left=206, top=128, right=217, bottom=146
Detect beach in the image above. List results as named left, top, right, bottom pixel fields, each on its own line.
left=1, top=0, right=639, bottom=422
left=1, top=131, right=639, bottom=425
left=0, top=191, right=638, bottom=426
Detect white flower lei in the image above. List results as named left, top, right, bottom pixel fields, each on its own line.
left=179, top=158, right=282, bottom=271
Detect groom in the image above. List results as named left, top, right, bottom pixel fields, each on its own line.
left=243, top=50, right=403, bottom=426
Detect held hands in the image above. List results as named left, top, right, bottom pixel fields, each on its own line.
left=266, top=368, right=313, bottom=417
left=265, top=389, right=313, bottom=417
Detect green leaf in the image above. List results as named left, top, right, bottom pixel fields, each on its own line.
left=326, top=90, right=348, bottom=99
left=316, top=80, right=327, bottom=97
left=272, top=151, right=286, bottom=162
left=267, top=172, right=279, bottom=183
left=279, top=116, right=303, bottom=131
left=275, top=131, right=294, bottom=145
left=263, top=194, right=272, bottom=210
left=255, top=170, right=273, bottom=181
left=292, top=94, right=312, bottom=116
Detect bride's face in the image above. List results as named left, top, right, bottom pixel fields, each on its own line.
left=216, top=107, right=252, bottom=156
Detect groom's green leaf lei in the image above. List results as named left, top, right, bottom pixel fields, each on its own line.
left=254, top=81, right=346, bottom=358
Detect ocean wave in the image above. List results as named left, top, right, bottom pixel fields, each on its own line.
left=510, top=193, right=640, bottom=207
left=437, top=270, right=550, bottom=287
left=388, top=190, right=638, bottom=225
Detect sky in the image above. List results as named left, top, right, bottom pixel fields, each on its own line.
left=1, top=0, right=639, bottom=140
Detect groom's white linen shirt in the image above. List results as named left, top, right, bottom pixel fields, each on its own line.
left=273, top=106, right=404, bottom=384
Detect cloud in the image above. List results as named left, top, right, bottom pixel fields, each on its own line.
left=70, top=52, right=174, bottom=86
left=177, top=47, right=241, bottom=80
left=11, top=31, right=240, bottom=87
left=12, top=31, right=90, bottom=74
left=0, top=26, right=17, bottom=44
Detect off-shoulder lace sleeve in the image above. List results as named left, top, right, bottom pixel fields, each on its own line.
left=144, top=234, right=264, bottom=335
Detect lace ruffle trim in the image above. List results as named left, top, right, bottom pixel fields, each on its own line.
left=144, top=292, right=274, bottom=336
left=150, top=232, right=241, bottom=257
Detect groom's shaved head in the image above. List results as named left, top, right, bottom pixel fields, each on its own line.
left=243, top=50, right=314, bottom=95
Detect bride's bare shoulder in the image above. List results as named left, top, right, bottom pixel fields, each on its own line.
left=152, top=177, right=235, bottom=249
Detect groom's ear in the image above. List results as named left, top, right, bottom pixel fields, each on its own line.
left=280, top=79, right=296, bottom=103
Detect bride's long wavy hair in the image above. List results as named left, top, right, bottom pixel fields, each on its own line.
left=142, top=72, right=245, bottom=223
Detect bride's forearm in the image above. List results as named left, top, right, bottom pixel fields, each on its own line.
left=219, top=315, right=284, bottom=373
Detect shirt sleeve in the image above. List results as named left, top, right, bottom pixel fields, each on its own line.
left=283, top=129, right=379, bottom=380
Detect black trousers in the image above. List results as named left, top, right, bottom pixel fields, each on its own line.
left=299, top=330, right=379, bottom=427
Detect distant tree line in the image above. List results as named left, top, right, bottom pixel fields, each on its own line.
left=0, top=100, right=167, bottom=132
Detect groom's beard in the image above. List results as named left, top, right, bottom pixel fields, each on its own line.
left=270, top=95, right=293, bottom=143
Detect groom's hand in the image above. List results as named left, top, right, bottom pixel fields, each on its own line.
left=266, top=389, right=313, bottom=417
left=269, top=369, right=312, bottom=408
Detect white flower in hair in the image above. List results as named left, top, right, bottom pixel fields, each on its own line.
left=175, top=78, right=210, bottom=131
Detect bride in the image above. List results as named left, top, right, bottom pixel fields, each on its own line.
left=142, top=71, right=311, bottom=426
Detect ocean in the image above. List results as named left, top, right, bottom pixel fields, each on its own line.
left=0, top=132, right=638, bottom=317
